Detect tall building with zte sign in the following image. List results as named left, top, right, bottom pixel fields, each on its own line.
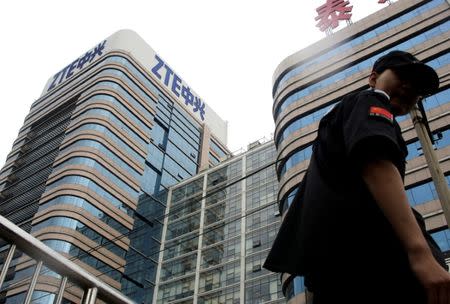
left=273, top=0, right=449, bottom=302
left=0, top=30, right=229, bottom=304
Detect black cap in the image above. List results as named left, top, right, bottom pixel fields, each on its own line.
left=372, top=50, right=439, bottom=96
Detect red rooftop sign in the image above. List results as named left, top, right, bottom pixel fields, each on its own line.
left=315, top=0, right=353, bottom=32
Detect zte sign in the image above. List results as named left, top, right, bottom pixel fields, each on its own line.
left=45, top=36, right=207, bottom=123
left=47, top=40, right=107, bottom=92
left=151, top=55, right=206, bottom=121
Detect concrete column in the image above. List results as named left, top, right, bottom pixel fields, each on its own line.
left=152, top=189, right=173, bottom=303
left=198, top=125, right=211, bottom=172
left=240, top=156, right=246, bottom=304
left=193, top=174, right=207, bottom=304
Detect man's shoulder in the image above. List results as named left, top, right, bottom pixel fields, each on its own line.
left=339, top=89, right=391, bottom=117
left=342, top=89, right=389, bottom=105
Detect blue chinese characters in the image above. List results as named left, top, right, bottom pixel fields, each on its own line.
left=151, top=54, right=206, bottom=121
left=47, top=40, right=107, bottom=92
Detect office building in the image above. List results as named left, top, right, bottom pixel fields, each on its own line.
left=153, top=140, right=284, bottom=304
left=0, top=30, right=229, bottom=304
left=272, top=0, right=449, bottom=302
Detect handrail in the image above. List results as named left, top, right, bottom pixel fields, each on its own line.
left=0, top=214, right=135, bottom=304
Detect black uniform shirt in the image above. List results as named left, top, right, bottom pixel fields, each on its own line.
left=264, top=89, right=446, bottom=279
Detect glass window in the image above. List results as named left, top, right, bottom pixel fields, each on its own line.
left=424, top=88, right=450, bottom=111
left=209, top=153, right=220, bottom=166
left=53, top=156, right=139, bottom=198
left=142, top=164, right=161, bottom=195
left=281, top=187, right=298, bottom=214
left=406, top=140, right=422, bottom=161
left=171, top=111, right=201, bottom=145
left=406, top=128, right=450, bottom=161
left=61, top=139, right=141, bottom=179
left=32, top=216, right=126, bottom=258
left=80, top=108, right=148, bottom=145
left=157, top=275, right=195, bottom=303
left=163, top=155, right=192, bottom=181
left=198, top=286, right=240, bottom=304
left=168, top=128, right=199, bottom=163
left=161, top=169, right=181, bottom=189
left=104, top=56, right=160, bottom=97
left=210, top=139, right=228, bottom=159
left=201, top=237, right=241, bottom=269
left=273, top=0, right=446, bottom=95
left=172, top=104, right=202, bottom=140
left=94, top=81, right=153, bottom=122
left=39, top=195, right=129, bottom=234
left=246, top=145, right=277, bottom=172
left=277, top=103, right=336, bottom=146
left=280, top=145, right=313, bottom=175
left=68, top=123, right=144, bottom=163
left=42, top=239, right=122, bottom=281
left=171, top=177, right=204, bottom=205
left=98, top=67, right=157, bottom=110
left=166, top=140, right=197, bottom=175
left=147, top=143, right=164, bottom=171
left=46, top=175, right=133, bottom=215
left=82, top=94, right=151, bottom=134
left=406, top=175, right=450, bottom=207
left=198, top=261, right=240, bottom=293
left=161, top=253, right=197, bottom=281
left=275, top=21, right=450, bottom=119
left=152, top=120, right=168, bottom=148
left=431, top=229, right=450, bottom=253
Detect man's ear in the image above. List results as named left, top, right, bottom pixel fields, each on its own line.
left=368, top=71, right=378, bottom=88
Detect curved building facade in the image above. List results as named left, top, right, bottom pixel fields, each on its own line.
left=0, top=30, right=229, bottom=304
left=272, top=0, right=450, bottom=302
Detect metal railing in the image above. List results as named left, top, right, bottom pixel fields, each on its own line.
left=0, top=214, right=135, bottom=304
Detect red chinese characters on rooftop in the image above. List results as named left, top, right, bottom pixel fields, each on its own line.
left=315, top=0, right=353, bottom=32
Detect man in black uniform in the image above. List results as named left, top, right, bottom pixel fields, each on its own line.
left=264, top=51, right=450, bottom=303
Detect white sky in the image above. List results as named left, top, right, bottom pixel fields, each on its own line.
left=0, top=0, right=385, bottom=163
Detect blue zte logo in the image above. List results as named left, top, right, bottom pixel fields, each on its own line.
left=47, top=40, right=107, bottom=92
left=151, top=55, right=206, bottom=121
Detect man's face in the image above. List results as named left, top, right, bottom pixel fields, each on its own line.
left=369, top=68, right=422, bottom=116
